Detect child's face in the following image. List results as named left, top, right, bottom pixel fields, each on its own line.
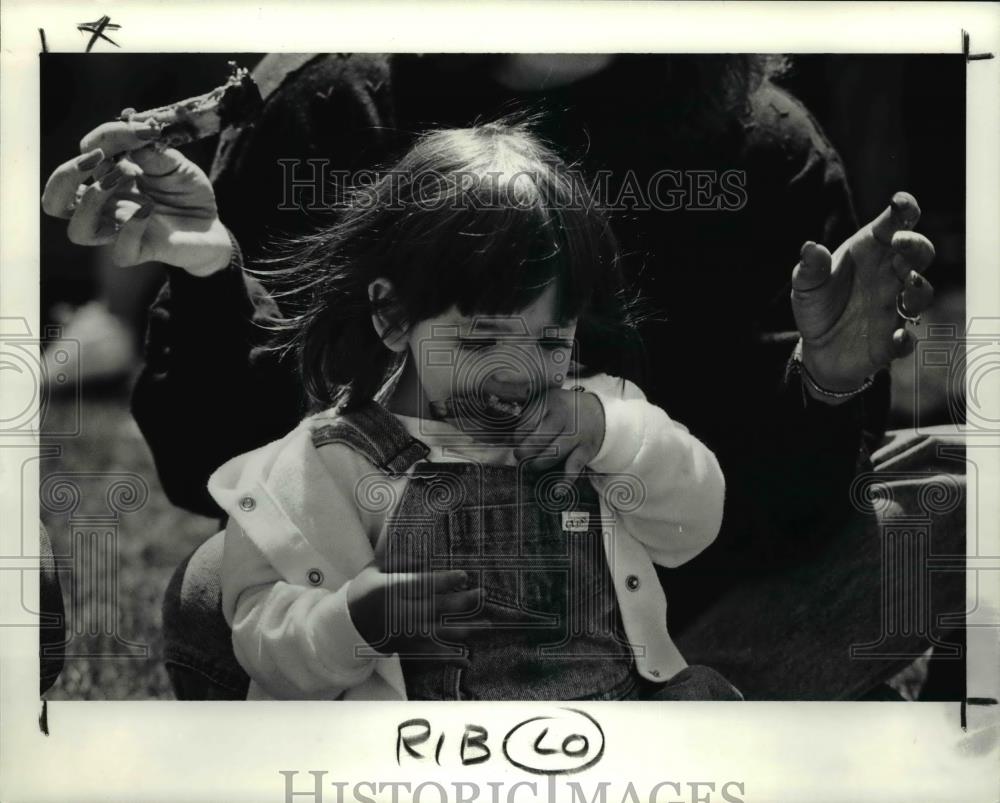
left=401, top=283, right=576, bottom=433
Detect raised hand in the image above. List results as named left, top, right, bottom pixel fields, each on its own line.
left=791, top=192, right=935, bottom=393
left=41, top=117, right=232, bottom=276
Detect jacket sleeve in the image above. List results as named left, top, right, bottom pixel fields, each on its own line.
left=220, top=517, right=378, bottom=700
left=586, top=379, right=726, bottom=569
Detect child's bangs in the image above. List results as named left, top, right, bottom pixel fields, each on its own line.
left=397, top=198, right=613, bottom=326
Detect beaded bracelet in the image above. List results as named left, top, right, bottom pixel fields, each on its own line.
left=785, top=339, right=874, bottom=403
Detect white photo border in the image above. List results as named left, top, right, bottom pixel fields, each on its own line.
left=2, top=2, right=998, bottom=801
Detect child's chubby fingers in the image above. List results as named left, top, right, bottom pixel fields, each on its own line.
left=434, top=586, right=482, bottom=616
left=41, top=148, right=106, bottom=219
left=513, top=406, right=565, bottom=464
left=562, top=444, right=593, bottom=480
left=392, top=569, right=471, bottom=599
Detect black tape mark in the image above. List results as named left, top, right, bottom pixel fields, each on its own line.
left=963, top=30, right=995, bottom=62
left=959, top=698, right=998, bottom=731
left=77, top=15, right=121, bottom=52
left=39, top=700, right=49, bottom=736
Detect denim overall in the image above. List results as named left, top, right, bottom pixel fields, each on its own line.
left=312, top=402, right=638, bottom=701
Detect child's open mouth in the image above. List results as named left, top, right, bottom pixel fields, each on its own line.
left=430, top=392, right=530, bottom=430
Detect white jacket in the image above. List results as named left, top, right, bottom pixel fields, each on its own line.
left=210, top=373, right=725, bottom=700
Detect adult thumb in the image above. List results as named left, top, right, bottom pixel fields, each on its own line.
left=791, top=240, right=832, bottom=292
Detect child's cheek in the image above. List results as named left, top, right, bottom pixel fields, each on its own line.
left=420, top=362, right=455, bottom=403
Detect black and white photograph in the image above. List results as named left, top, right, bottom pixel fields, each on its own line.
left=3, top=3, right=999, bottom=802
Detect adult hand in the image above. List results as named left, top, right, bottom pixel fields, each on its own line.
left=41, top=117, right=232, bottom=277
left=791, top=192, right=935, bottom=395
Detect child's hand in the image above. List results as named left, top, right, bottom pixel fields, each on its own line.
left=346, top=562, right=480, bottom=663
left=41, top=119, right=232, bottom=277
left=513, top=389, right=606, bottom=478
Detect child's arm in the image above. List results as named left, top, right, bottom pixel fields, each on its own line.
left=586, top=378, right=725, bottom=567
left=221, top=517, right=380, bottom=699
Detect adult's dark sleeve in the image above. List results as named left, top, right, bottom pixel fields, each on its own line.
left=727, top=85, right=890, bottom=560
left=131, top=249, right=302, bottom=517
left=131, top=54, right=395, bottom=516
left=663, top=85, right=887, bottom=626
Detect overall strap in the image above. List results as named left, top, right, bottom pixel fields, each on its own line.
left=310, top=402, right=430, bottom=477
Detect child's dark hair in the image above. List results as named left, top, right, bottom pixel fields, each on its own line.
left=258, top=116, right=648, bottom=412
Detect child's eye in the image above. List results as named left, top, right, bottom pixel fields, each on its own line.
left=458, top=338, right=498, bottom=351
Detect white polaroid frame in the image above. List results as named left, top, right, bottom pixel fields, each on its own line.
left=2, top=2, right=998, bottom=801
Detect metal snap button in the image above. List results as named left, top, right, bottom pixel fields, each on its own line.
left=571, top=385, right=585, bottom=392
left=650, top=669, right=661, bottom=678
left=239, top=495, right=256, bottom=512
left=306, top=569, right=323, bottom=586
left=625, top=574, right=640, bottom=591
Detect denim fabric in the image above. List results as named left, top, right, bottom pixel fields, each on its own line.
left=161, top=530, right=249, bottom=700
left=316, top=402, right=637, bottom=700
left=160, top=424, right=963, bottom=701
left=392, top=463, right=635, bottom=701
left=630, top=665, right=744, bottom=701
left=674, top=425, right=967, bottom=700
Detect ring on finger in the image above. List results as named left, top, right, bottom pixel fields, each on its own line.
left=896, top=290, right=921, bottom=326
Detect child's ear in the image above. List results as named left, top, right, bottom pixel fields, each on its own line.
left=368, top=278, right=410, bottom=353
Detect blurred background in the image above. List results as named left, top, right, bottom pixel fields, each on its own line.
left=37, top=53, right=966, bottom=699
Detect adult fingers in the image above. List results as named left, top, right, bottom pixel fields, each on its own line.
left=890, top=230, right=936, bottom=280
left=129, top=143, right=189, bottom=179
left=41, top=148, right=106, bottom=219
left=65, top=165, right=126, bottom=246
left=79, top=120, right=162, bottom=158
left=110, top=201, right=156, bottom=267
left=892, top=327, right=916, bottom=360
left=870, top=191, right=921, bottom=247
left=898, top=271, right=935, bottom=317
left=791, top=240, right=832, bottom=292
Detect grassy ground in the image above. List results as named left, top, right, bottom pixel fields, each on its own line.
left=40, top=385, right=218, bottom=700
